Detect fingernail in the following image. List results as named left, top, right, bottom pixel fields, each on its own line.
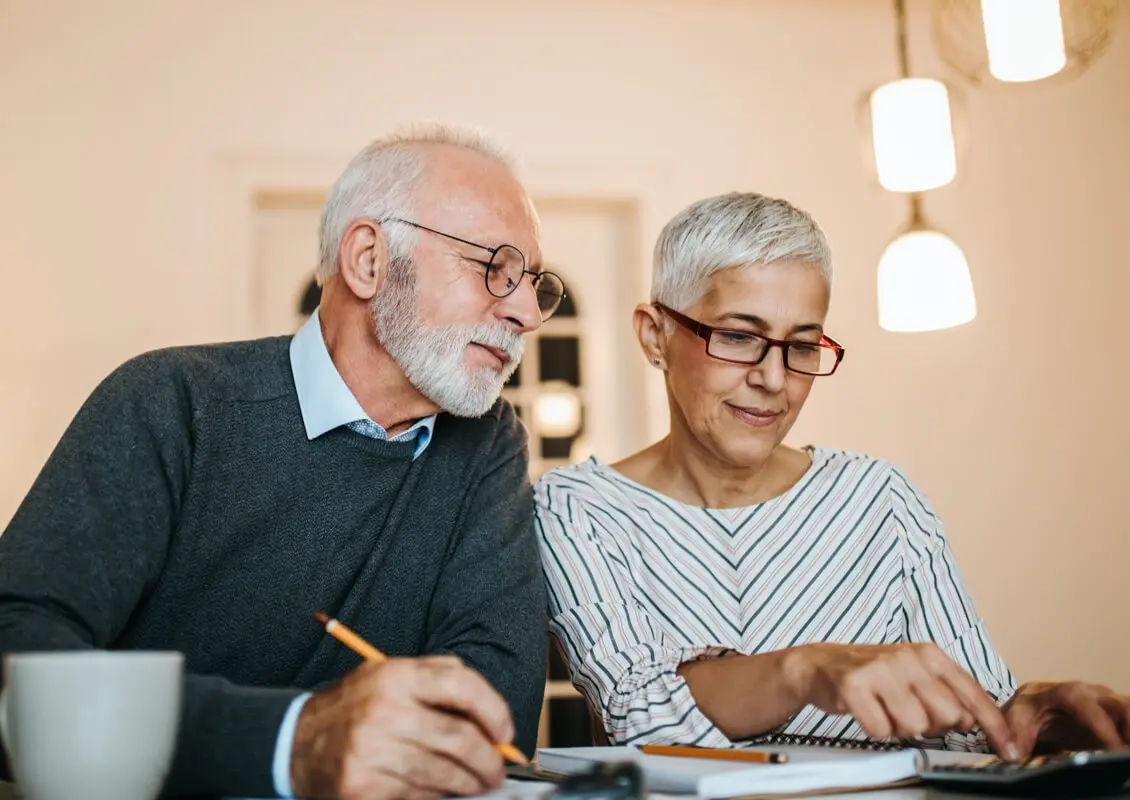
left=1004, top=743, right=1021, bottom=761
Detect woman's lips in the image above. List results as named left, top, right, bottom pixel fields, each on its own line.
left=726, top=403, right=782, bottom=428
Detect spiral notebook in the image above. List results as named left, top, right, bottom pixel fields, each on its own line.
left=536, top=740, right=987, bottom=798
left=748, top=732, right=909, bottom=750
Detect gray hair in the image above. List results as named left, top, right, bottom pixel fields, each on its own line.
left=316, top=122, right=515, bottom=283
left=651, top=192, right=832, bottom=310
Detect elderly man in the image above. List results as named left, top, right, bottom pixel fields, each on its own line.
left=0, top=124, right=565, bottom=799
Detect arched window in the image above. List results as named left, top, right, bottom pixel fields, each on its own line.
left=500, top=272, right=587, bottom=479
left=298, top=275, right=321, bottom=318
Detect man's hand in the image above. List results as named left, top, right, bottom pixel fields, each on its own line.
left=785, top=642, right=1021, bottom=759
left=1003, top=680, right=1130, bottom=757
left=290, top=655, right=516, bottom=800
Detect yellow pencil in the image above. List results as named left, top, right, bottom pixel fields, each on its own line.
left=313, top=610, right=529, bottom=766
left=639, top=744, right=789, bottom=764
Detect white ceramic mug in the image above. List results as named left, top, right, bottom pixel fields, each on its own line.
left=0, top=651, right=183, bottom=800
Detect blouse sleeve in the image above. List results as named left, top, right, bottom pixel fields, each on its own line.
left=534, top=473, right=737, bottom=746
left=889, top=465, right=1017, bottom=751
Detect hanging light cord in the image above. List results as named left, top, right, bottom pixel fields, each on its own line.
left=893, top=0, right=924, bottom=223
left=894, top=0, right=911, bottom=79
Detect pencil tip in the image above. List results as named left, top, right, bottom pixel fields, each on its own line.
left=498, top=743, right=529, bottom=765
left=313, top=610, right=330, bottom=625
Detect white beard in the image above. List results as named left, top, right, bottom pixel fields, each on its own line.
left=372, top=255, right=523, bottom=417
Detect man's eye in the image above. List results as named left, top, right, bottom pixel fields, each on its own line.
left=465, top=257, right=495, bottom=272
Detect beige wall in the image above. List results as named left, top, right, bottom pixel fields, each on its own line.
left=2, top=0, right=1128, bottom=687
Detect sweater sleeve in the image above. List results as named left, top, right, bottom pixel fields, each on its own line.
left=889, top=465, right=1017, bottom=752
left=421, top=401, right=548, bottom=758
left=0, top=353, right=298, bottom=798
left=534, top=475, right=736, bottom=747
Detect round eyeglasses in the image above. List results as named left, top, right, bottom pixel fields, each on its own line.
left=382, top=217, right=565, bottom=321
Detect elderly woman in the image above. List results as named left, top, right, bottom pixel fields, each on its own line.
left=535, top=192, right=1130, bottom=759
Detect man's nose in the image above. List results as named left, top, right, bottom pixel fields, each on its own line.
left=495, top=274, right=542, bottom=334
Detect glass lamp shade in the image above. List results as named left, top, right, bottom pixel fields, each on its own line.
left=981, top=0, right=1066, bottom=82
left=865, top=78, right=958, bottom=193
left=932, top=0, right=1118, bottom=87
left=878, top=227, right=977, bottom=332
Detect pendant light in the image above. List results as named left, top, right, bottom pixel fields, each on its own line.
left=878, top=194, right=977, bottom=333
left=866, top=0, right=978, bottom=332
left=931, top=0, right=1118, bottom=87
left=864, top=0, right=960, bottom=193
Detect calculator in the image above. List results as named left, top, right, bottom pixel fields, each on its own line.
left=920, top=749, right=1130, bottom=797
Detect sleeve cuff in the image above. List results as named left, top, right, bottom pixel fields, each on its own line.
left=272, top=692, right=313, bottom=797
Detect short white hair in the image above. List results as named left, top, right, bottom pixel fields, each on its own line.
left=651, top=192, right=832, bottom=310
left=316, top=122, right=516, bottom=283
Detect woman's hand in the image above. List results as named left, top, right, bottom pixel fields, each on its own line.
left=1002, top=680, right=1130, bottom=757
left=783, top=642, right=1021, bottom=759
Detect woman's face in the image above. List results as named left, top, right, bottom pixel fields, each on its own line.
left=660, top=261, right=831, bottom=468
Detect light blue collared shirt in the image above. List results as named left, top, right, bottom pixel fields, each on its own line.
left=259, top=308, right=437, bottom=799
left=289, top=308, right=436, bottom=455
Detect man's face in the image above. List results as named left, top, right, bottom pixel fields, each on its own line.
left=372, top=147, right=543, bottom=417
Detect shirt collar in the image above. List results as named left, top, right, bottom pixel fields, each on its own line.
left=289, top=308, right=436, bottom=458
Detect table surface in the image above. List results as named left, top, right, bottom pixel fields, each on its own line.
left=3, top=779, right=1117, bottom=800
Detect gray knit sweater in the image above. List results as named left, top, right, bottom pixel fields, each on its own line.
left=0, top=336, right=547, bottom=797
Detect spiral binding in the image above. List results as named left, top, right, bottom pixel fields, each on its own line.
left=750, top=732, right=905, bottom=751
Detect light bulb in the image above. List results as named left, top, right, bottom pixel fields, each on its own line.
left=869, top=78, right=957, bottom=192
left=981, top=0, right=1067, bottom=83
left=878, top=229, right=977, bottom=332
left=534, top=382, right=582, bottom=438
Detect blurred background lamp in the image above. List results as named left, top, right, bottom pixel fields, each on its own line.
left=534, top=382, right=583, bottom=438
left=981, top=0, right=1066, bottom=82
left=878, top=196, right=977, bottom=333
left=932, top=0, right=1117, bottom=87
left=870, top=77, right=957, bottom=192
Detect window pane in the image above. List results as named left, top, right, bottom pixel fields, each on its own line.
left=539, top=336, right=581, bottom=386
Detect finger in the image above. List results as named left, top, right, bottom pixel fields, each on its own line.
left=1066, top=691, right=1124, bottom=750
left=338, top=739, right=445, bottom=800
left=1001, top=698, right=1040, bottom=760
left=371, top=780, right=440, bottom=800
left=911, top=680, right=968, bottom=735
left=934, top=664, right=1019, bottom=760
left=407, top=658, right=515, bottom=744
left=877, top=686, right=931, bottom=738
left=898, top=650, right=968, bottom=734
left=871, top=661, right=931, bottom=737
left=400, top=705, right=503, bottom=791
left=1099, top=696, right=1130, bottom=746
left=842, top=686, right=894, bottom=740
left=385, top=737, right=490, bottom=798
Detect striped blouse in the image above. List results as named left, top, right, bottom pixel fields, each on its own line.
left=533, top=446, right=1017, bottom=750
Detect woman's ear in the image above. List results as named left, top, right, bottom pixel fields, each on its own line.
left=338, top=219, right=390, bottom=301
left=633, top=303, right=668, bottom=371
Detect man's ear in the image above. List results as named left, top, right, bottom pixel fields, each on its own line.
left=633, top=303, right=668, bottom=371
left=338, top=219, right=389, bottom=301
